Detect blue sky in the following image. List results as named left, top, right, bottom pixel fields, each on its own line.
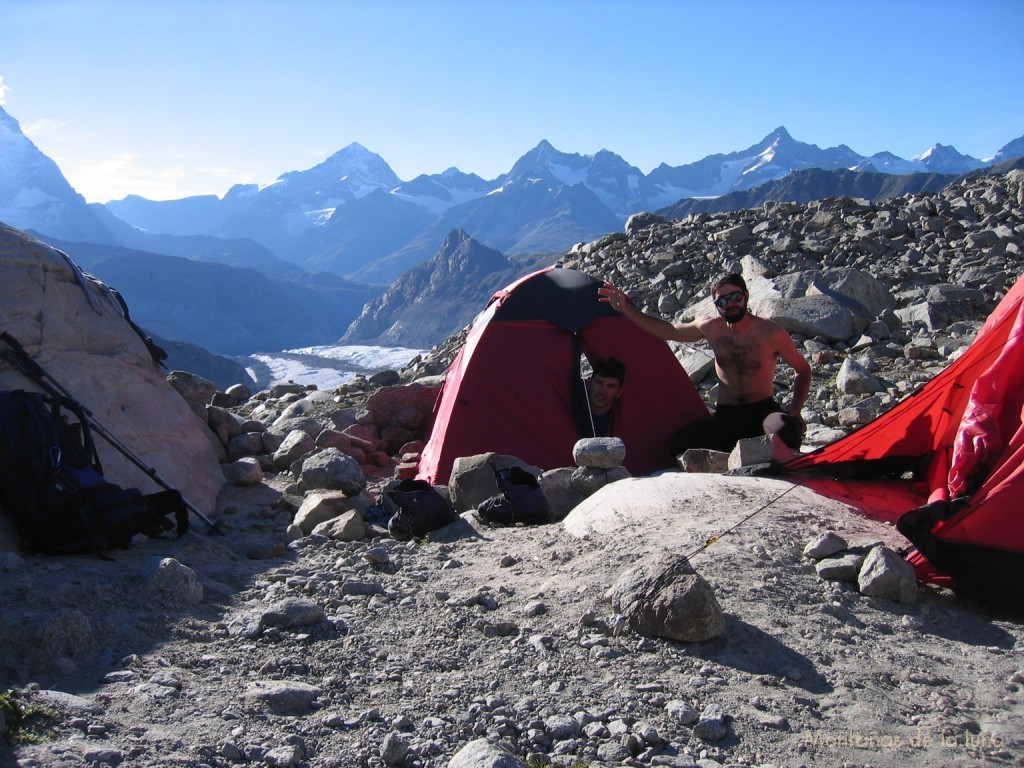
left=3, top=0, right=1023, bottom=204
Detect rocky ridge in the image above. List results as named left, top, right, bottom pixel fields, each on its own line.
left=2, top=170, right=1024, bottom=768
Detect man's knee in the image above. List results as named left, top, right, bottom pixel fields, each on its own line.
left=763, top=412, right=803, bottom=449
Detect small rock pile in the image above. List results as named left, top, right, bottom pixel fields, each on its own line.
left=803, top=531, right=919, bottom=604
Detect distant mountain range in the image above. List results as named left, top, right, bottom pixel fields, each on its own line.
left=98, top=126, right=1019, bottom=286
left=0, top=106, right=382, bottom=358
left=2, top=101, right=1023, bottom=361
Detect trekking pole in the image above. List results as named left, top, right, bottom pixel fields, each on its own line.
left=1, top=332, right=222, bottom=534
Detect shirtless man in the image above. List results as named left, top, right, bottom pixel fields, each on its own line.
left=599, top=272, right=812, bottom=455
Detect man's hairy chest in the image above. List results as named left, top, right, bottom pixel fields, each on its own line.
left=713, top=331, right=770, bottom=375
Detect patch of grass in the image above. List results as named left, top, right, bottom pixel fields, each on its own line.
left=0, top=689, right=57, bottom=745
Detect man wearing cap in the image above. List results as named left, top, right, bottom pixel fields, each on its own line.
left=598, top=272, right=811, bottom=456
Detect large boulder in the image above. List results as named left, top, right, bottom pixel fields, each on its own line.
left=606, top=551, right=725, bottom=642
left=0, top=225, right=223, bottom=527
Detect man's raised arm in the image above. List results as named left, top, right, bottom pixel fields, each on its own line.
left=598, top=281, right=704, bottom=343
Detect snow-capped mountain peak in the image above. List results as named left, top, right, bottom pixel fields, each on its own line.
left=0, top=105, right=92, bottom=237
left=267, top=141, right=401, bottom=212
left=913, top=143, right=985, bottom=174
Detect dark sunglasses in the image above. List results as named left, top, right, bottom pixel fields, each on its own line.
left=714, top=291, right=745, bottom=308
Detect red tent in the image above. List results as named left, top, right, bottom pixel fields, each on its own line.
left=417, top=267, right=709, bottom=484
left=787, top=273, right=1024, bottom=594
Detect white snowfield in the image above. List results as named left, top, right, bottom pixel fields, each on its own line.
left=246, top=343, right=426, bottom=390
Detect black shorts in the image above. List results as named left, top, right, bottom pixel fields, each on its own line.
left=670, top=397, right=799, bottom=456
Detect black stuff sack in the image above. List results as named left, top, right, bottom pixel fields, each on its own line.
left=0, top=390, right=188, bottom=555
left=476, top=462, right=552, bottom=527
left=384, top=478, right=457, bottom=541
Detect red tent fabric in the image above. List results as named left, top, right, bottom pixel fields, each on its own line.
left=417, top=267, right=709, bottom=484
left=787, top=273, right=1024, bottom=594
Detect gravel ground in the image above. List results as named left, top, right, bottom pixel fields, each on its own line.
left=2, top=466, right=1022, bottom=768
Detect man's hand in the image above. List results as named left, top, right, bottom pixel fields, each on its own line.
left=598, top=281, right=627, bottom=312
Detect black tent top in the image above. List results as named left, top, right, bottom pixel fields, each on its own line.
left=490, top=268, right=619, bottom=332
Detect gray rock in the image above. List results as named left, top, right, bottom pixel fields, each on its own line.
left=226, top=431, right=266, bottom=461
left=752, top=290, right=858, bottom=342
left=895, top=301, right=948, bottom=331
left=679, top=448, right=730, bottom=473
left=224, top=383, right=252, bottom=403
left=693, top=703, right=728, bottom=741
left=815, top=553, right=865, bottom=582
left=243, top=680, right=322, bottom=714
left=261, top=430, right=286, bottom=454
left=625, top=212, right=666, bottom=233
left=148, top=670, right=182, bottom=689
left=812, top=267, right=894, bottom=318
left=597, top=741, right=632, bottom=761
left=570, top=465, right=630, bottom=495
left=166, top=370, right=217, bottom=406
left=803, top=531, right=849, bottom=559
left=83, top=748, right=125, bottom=764
left=858, top=546, right=918, bottom=603
left=268, top=382, right=307, bottom=398
left=448, top=739, right=528, bottom=768
left=297, top=448, right=367, bottom=495
left=207, top=405, right=249, bottom=446
left=264, top=745, right=302, bottom=767
left=544, top=713, right=581, bottom=740
left=676, top=344, right=717, bottom=383
left=572, top=437, right=626, bottom=469
left=272, top=429, right=316, bottom=471
left=312, top=510, right=367, bottom=541
left=714, top=223, right=751, bottom=245
left=39, top=610, right=95, bottom=658
left=379, top=731, right=409, bottom=764
left=606, top=551, right=725, bottom=642
left=144, top=557, right=204, bottom=606
left=294, top=490, right=358, bottom=534
left=665, top=699, right=699, bottom=725
left=273, top=409, right=322, bottom=434
left=538, top=468, right=587, bottom=522
left=836, top=356, right=885, bottom=395
left=226, top=614, right=262, bottom=639
left=369, top=369, right=401, bottom=387
left=728, top=434, right=798, bottom=468
left=32, top=690, right=105, bottom=715
left=221, top=456, right=264, bottom=485
left=341, top=578, right=385, bottom=597
left=260, top=597, right=327, bottom=629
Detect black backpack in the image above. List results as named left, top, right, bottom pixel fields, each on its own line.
left=476, top=462, right=552, bottom=527
left=384, top=478, right=458, bottom=541
left=0, top=390, right=188, bottom=554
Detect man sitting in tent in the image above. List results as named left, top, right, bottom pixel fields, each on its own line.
left=584, top=357, right=626, bottom=437
left=599, top=272, right=811, bottom=456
